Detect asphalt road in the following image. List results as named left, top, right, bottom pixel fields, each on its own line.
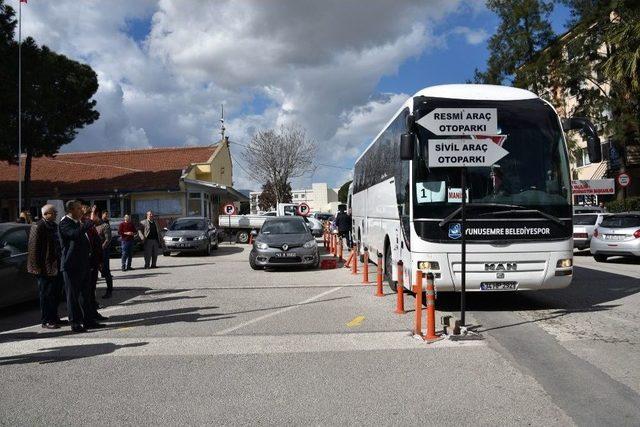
left=0, top=244, right=638, bottom=426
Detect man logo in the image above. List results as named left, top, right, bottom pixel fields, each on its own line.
left=485, top=263, right=517, bottom=271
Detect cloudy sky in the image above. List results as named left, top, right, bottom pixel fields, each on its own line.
left=11, top=0, right=570, bottom=190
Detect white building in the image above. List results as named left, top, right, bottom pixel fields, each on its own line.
left=250, top=183, right=342, bottom=214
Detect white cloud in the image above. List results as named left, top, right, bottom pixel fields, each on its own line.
left=12, top=0, right=478, bottom=189
left=451, top=26, right=489, bottom=45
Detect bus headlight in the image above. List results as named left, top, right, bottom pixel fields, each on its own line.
left=556, top=259, right=572, bottom=268
left=418, top=261, right=440, bottom=270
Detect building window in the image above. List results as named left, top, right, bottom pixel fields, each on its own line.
left=576, top=148, right=591, bottom=168
left=135, top=198, right=181, bottom=216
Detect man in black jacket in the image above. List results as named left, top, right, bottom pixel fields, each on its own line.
left=334, top=207, right=352, bottom=249
left=27, top=204, right=63, bottom=329
left=58, top=200, right=105, bottom=332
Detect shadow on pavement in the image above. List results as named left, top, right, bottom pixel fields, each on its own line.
left=0, top=342, right=148, bottom=365
left=435, top=266, right=640, bottom=313
left=0, top=286, right=152, bottom=335
left=107, top=306, right=234, bottom=328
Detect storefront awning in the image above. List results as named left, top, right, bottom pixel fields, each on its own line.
left=182, top=178, right=249, bottom=202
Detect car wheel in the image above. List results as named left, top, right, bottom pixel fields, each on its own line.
left=205, top=241, right=212, bottom=256
left=249, top=255, right=262, bottom=270
left=237, top=230, right=250, bottom=244
left=212, top=240, right=219, bottom=250
left=594, top=255, right=608, bottom=262
left=385, top=244, right=397, bottom=293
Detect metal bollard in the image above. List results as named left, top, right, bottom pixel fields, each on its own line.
left=414, top=271, right=423, bottom=338
left=362, top=248, right=369, bottom=283
left=375, top=252, right=383, bottom=296
left=424, top=272, right=440, bottom=341
left=394, top=261, right=405, bottom=314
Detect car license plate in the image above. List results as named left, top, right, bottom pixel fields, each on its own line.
left=573, top=233, right=587, bottom=239
left=480, top=281, right=518, bottom=291
left=604, top=234, right=624, bottom=241
left=275, top=252, right=297, bottom=258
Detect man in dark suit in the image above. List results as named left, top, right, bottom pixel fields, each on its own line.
left=59, top=200, right=105, bottom=332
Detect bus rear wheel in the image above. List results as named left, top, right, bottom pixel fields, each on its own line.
left=384, top=244, right=397, bottom=293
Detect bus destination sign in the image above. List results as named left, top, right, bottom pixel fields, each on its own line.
left=417, top=108, right=498, bottom=135
left=427, top=139, right=509, bottom=167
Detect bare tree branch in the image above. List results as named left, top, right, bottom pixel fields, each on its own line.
left=241, top=124, right=316, bottom=203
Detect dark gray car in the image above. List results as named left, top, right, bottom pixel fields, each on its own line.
left=0, top=223, right=38, bottom=309
left=249, top=217, right=319, bottom=270
left=162, top=217, right=219, bottom=256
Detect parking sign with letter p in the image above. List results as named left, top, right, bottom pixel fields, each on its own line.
left=223, top=204, right=237, bottom=215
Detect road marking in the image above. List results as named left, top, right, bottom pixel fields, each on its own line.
left=0, top=332, right=485, bottom=357
left=216, top=287, right=344, bottom=335
left=347, top=316, right=365, bottom=327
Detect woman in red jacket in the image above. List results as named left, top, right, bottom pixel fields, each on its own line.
left=118, top=214, right=137, bottom=271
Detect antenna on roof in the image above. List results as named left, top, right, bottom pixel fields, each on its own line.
left=220, top=104, right=226, bottom=143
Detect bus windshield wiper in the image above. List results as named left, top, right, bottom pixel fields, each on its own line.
left=438, top=203, right=524, bottom=228
left=477, top=208, right=567, bottom=227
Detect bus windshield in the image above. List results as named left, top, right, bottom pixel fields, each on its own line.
left=412, top=97, right=571, bottom=219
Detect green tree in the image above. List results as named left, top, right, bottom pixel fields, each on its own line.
left=338, top=180, right=352, bottom=203
left=258, top=180, right=292, bottom=211
left=0, top=0, right=99, bottom=208
left=473, top=0, right=556, bottom=92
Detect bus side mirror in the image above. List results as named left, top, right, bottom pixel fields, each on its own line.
left=400, top=133, right=415, bottom=161
left=561, top=117, right=602, bottom=163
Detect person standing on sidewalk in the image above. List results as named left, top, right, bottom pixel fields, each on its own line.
left=27, top=204, right=64, bottom=329
left=138, top=210, right=163, bottom=269
left=334, top=206, right=352, bottom=249
left=118, top=215, right=136, bottom=271
left=97, top=210, right=114, bottom=298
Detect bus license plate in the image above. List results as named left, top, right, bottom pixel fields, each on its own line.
left=275, top=252, right=297, bottom=258
left=480, top=282, right=518, bottom=291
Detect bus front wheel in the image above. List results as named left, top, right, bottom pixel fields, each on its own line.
left=384, top=244, right=397, bottom=293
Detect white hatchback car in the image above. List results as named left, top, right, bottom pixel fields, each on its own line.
left=590, top=212, right=640, bottom=262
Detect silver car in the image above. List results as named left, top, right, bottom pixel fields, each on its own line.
left=590, top=212, right=640, bottom=262
left=573, top=213, right=610, bottom=250
left=163, top=217, right=219, bottom=256
left=249, top=217, right=319, bottom=270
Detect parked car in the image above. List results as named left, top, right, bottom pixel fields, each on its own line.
left=303, top=216, right=323, bottom=237
left=590, top=212, right=640, bottom=262
left=573, top=205, right=604, bottom=214
left=249, top=217, right=319, bottom=270
left=0, top=223, right=38, bottom=308
left=108, top=218, right=143, bottom=258
left=163, top=217, right=219, bottom=256
left=313, top=212, right=334, bottom=222
left=573, top=212, right=610, bottom=250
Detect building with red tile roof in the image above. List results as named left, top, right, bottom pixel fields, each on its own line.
left=0, top=140, right=247, bottom=223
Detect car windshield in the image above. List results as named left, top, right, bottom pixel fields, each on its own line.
left=573, top=215, right=598, bottom=225
left=413, top=98, right=571, bottom=219
left=261, top=220, right=307, bottom=235
left=600, top=215, right=640, bottom=228
left=170, top=219, right=206, bottom=231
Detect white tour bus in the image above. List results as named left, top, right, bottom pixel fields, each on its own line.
left=350, top=84, right=602, bottom=292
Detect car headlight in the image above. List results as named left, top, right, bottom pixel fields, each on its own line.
left=304, top=240, right=317, bottom=248
left=194, top=235, right=207, bottom=241
left=163, top=236, right=172, bottom=241
left=256, top=242, right=269, bottom=250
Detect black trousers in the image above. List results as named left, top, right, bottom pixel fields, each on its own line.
left=37, top=274, right=62, bottom=324
left=101, top=250, right=113, bottom=293
left=63, top=270, right=92, bottom=326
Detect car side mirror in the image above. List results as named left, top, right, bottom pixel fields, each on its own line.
left=400, top=133, right=416, bottom=161
left=561, top=117, right=602, bottom=163
left=250, top=230, right=258, bottom=236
